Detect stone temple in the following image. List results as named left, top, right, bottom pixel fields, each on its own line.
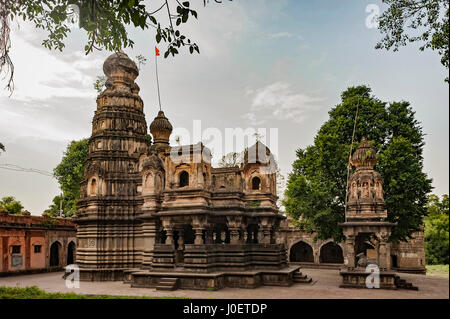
left=74, top=52, right=310, bottom=290
left=338, top=138, right=417, bottom=290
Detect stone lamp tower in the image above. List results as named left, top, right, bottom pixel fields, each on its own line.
left=339, top=137, right=398, bottom=289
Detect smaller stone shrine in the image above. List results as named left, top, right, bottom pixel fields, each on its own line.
left=339, top=138, right=417, bottom=290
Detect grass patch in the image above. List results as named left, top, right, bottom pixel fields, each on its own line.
left=426, top=265, right=449, bottom=278
left=0, top=286, right=186, bottom=299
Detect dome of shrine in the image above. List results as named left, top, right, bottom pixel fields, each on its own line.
left=351, top=137, right=377, bottom=168
left=150, top=111, right=173, bottom=145
left=103, top=51, right=139, bottom=83
left=244, top=141, right=271, bottom=164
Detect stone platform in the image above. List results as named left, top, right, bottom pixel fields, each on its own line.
left=340, top=269, right=397, bottom=289
left=77, top=268, right=129, bottom=281
left=340, top=268, right=419, bottom=290
left=129, top=265, right=303, bottom=290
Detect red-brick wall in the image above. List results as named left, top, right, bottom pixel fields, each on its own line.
left=0, top=212, right=76, bottom=273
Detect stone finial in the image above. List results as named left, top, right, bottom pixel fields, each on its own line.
left=103, top=51, right=139, bottom=87
left=150, top=111, right=173, bottom=145
left=350, top=137, right=377, bottom=169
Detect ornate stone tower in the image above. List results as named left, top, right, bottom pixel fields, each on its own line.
left=75, top=52, right=148, bottom=280
left=346, top=137, right=387, bottom=221
left=339, top=137, right=398, bottom=289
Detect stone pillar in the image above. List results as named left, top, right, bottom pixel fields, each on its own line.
left=142, top=220, right=157, bottom=268
left=243, top=231, right=249, bottom=243
left=194, top=228, right=204, bottom=245
left=205, top=229, right=214, bottom=244
left=377, top=231, right=391, bottom=271
left=220, top=231, right=226, bottom=243
left=346, top=235, right=356, bottom=269
left=177, top=229, right=184, bottom=250
left=165, top=228, right=174, bottom=245
left=191, top=216, right=207, bottom=245
left=229, top=228, right=240, bottom=244
left=313, top=247, right=320, bottom=265
left=226, top=216, right=243, bottom=244
left=378, top=241, right=387, bottom=270
left=259, top=228, right=271, bottom=244
left=258, top=217, right=273, bottom=244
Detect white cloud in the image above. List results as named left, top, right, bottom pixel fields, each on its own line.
left=0, top=22, right=105, bottom=102
left=269, top=32, right=294, bottom=39
left=243, top=82, right=325, bottom=124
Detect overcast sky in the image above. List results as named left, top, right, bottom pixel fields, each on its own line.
left=0, top=0, right=448, bottom=215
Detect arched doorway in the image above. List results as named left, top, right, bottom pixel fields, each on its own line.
left=251, top=176, right=261, bottom=190
left=67, top=241, right=76, bottom=265
left=319, top=242, right=344, bottom=264
left=179, top=171, right=189, bottom=187
left=50, top=241, right=62, bottom=267
left=290, top=241, right=314, bottom=262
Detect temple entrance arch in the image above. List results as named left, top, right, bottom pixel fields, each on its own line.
left=319, top=242, right=344, bottom=264
left=67, top=241, right=76, bottom=265
left=289, top=241, right=314, bottom=262
left=50, top=241, right=62, bottom=267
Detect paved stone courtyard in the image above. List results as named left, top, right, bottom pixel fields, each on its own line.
left=0, top=268, right=448, bottom=299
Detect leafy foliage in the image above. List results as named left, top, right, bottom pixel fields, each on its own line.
left=0, top=196, right=24, bottom=214
left=424, top=194, right=449, bottom=264
left=46, top=138, right=89, bottom=217
left=376, top=0, right=449, bottom=82
left=135, top=54, right=147, bottom=70
left=283, top=85, right=432, bottom=243
left=93, top=75, right=106, bottom=93
left=1, top=0, right=232, bottom=93
left=218, top=151, right=243, bottom=168
left=0, top=142, right=5, bottom=153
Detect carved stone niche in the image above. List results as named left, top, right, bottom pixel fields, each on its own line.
left=140, top=155, right=165, bottom=195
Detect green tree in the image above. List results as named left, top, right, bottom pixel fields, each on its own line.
left=376, top=0, right=449, bottom=82
left=0, top=196, right=24, bottom=214
left=135, top=54, right=147, bottom=71
left=47, top=138, right=89, bottom=217
left=424, top=194, right=449, bottom=264
left=1, top=0, right=231, bottom=93
left=283, top=85, right=432, bottom=243
left=0, top=142, right=5, bottom=153
left=93, top=75, right=107, bottom=93
left=218, top=151, right=243, bottom=168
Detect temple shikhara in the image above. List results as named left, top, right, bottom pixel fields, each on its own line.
left=71, top=52, right=424, bottom=290
left=74, top=52, right=311, bottom=290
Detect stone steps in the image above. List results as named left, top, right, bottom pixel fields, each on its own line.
left=156, top=277, right=179, bottom=291
left=293, top=271, right=312, bottom=284
left=394, top=275, right=418, bottom=290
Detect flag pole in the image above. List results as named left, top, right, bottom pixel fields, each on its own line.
left=155, top=47, right=162, bottom=111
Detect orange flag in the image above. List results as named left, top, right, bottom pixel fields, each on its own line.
left=155, top=46, right=160, bottom=56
